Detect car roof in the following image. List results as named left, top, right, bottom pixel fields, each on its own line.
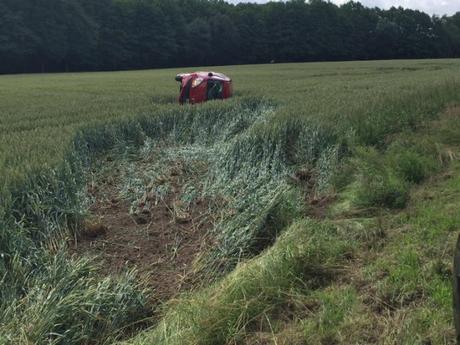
left=177, top=71, right=231, bottom=82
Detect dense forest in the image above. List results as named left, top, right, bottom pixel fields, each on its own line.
left=0, top=0, right=459, bottom=74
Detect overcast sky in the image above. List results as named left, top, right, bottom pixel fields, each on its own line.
left=227, top=0, right=460, bottom=16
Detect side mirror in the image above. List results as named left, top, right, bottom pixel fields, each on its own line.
left=175, top=75, right=183, bottom=82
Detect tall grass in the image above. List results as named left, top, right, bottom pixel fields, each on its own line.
left=0, top=251, right=149, bottom=345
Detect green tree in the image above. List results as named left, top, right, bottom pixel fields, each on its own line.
left=0, top=0, right=459, bottom=74
left=184, top=17, right=211, bottom=66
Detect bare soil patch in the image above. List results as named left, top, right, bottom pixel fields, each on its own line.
left=71, top=160, right=214, bottom=303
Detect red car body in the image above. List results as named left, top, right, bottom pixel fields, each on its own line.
left=175, top=71, right=233, bottom=104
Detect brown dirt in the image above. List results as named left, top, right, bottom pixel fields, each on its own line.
left=71, top=161, right=214, bottom=303
left=289, top=167, right=336, bottom=219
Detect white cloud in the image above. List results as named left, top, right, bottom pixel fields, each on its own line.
left=227, top=0, right=460, bottom=16
left=354, top=0, right=460, bottom=15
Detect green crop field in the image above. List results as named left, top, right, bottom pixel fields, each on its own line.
left=2, top=59, right=459, bottom=180
left=1, top=59, right=460, bottom=345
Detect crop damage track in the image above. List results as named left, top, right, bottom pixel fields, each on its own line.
left=47, top=94, right=349, bottom=345
left=72, top=153, right=215, bottom=302
left=70, top=99, right=290, bottom=303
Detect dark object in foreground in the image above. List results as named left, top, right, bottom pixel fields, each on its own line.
left=81, top=221, right=107, bottom=238
left=454, top=233, right=460, bottom=343
left=175, top=71, right=233, bottom=104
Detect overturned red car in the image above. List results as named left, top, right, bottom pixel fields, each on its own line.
left=175, top=71, right=233, bottom=104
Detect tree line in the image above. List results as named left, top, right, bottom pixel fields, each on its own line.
left=0, top=0, right=459, bottom=74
